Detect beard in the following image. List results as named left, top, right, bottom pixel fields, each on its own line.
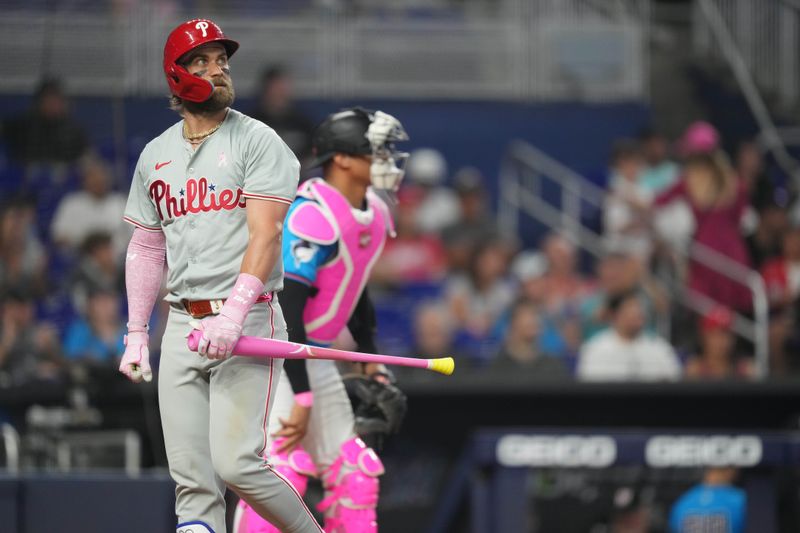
left=184, top=78, right=235, bottom=115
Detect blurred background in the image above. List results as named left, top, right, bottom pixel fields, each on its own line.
left=1, top=0, right=800, bottom=531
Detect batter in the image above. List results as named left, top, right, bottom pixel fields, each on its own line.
left=119, top=18, right=322, bottom=533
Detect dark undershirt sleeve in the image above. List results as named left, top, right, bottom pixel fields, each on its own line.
left=280, top=278, right=312, bottom=394
left=347, top=287, right=378, bottom=354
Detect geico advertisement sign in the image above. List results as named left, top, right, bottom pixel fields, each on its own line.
left=495, top=435, right=763, bottom=468
left=496, top=435, right=617, bottom=467
left=645, top=436, right=763, bottom=467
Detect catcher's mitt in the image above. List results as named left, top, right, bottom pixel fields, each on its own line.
left=343, top=374, right=407, bottom=450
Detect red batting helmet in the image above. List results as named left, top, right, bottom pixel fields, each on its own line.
left=163, top=19, right=239, bottom=103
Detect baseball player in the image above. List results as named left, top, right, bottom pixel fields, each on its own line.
left=233, top=108, right=409, bottom=532
left=119, top=19, right=322, bottom=533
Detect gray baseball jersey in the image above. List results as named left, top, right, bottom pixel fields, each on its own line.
left=124, top=108, right=299, bottom=303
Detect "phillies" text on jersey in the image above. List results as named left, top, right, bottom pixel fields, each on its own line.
left=149, top=176, right=247, bottom=221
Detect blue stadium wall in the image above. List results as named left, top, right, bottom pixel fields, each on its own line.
left=0, top=95, right=651, bottom=195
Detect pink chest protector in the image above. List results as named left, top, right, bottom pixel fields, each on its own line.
left=287, top=178, right=392, bottom=345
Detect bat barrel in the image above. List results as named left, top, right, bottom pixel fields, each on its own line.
left=428, top=357, right=455, bottom=375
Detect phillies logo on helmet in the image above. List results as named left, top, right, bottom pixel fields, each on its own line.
left=163, top=19, right=239, bottom=103
left=195, top=21, right=209, bottom=37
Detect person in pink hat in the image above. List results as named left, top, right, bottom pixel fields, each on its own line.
left=654, top=121, right=753, bottom=312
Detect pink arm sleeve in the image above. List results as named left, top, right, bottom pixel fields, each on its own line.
left=125, top=227, right=167, bottom=331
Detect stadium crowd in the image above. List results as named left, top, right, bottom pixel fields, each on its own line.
left=0, top=76, right=797, bottom=395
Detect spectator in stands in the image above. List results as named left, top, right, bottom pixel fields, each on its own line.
left=63, top=289, right=125, bottom=366
left=410, top=302, right=457, bottom=358
left=638, top=127, right=680, bottom=195
left=540, top=233, right=593, bottom=314
left=746, top=198, right=789, bottom=270
left=0, top=197, right=47, bottom=297
left=68, top=232, right=124, bottom=315
left=685, top=306, right=754, bottom=380
left=0, top=290, right=64, bottom=385
left=249, top=66, right=314, bottom=167
left=669, top=468, right=746, bottom=533
left=603, top=140, right=652, bottom=260
left=489, top=299, right=568, bottom=379
left=441, top=167, right=505, bottom=272
left=761, top=227, right=800, bottom=375
left=445, top=240, right=514, bottom=343
left=654, top=121, right=753, bottom=312
left=371, top=185, right=448, bottom=287
left=2, top=78, right=88, bottom=166
left=579, top=250, right=668, bottom=340
left=50, top=156, right=130, bottom=256
left=761, top=227, right=800, bottom=311
left=736, top=140, right=785, bottom=214
left=577, top=291, right=681, bottom=381
left=511, top=251, right=577, bottom=358
left=405, top=148, right=460, bottom=234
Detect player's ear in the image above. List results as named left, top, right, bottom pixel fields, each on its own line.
left=332, top=153, right=351, bottom=170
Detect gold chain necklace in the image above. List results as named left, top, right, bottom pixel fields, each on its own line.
left=183, top=119, right=224, bottom=142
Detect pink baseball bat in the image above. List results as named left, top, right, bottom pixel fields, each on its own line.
left=186, top=330, right=455, bottom=375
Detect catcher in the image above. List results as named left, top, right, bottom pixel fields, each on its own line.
left=234, top=107, right=409, bottom=532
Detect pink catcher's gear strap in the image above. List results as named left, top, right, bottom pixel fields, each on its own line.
left=318, top=437, right=384, bottom=533
left=233, top=437, right=317, bottom=533
left=125, top=228, right=167, bottom=331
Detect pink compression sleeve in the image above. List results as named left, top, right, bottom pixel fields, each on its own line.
left=125, top=227, right=167, bottom=331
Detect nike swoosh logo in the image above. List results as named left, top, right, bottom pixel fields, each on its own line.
left=155, top=160, right=172, bottom=170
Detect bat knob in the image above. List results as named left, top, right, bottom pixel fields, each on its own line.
left=186, top=330, right=202, bottom=352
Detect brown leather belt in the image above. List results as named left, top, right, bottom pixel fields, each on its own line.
left=182, top=292, right=273, bottom=319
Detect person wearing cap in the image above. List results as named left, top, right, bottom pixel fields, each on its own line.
left=119, top=18, right=322, bottom=533
left=654, top=121, right=753, bottom=312
left=235, top=107, right=410, bottom=532
left=685, top=306, right=754, bottom=380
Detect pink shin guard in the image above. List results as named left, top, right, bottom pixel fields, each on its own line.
left=233, top=439, right=316, bottom=533
left=318, top=437, right=384, bottom=533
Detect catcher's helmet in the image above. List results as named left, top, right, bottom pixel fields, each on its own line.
left=163, top=19, right=239, bottom=103
left=308, top=108, right=374, bottom=169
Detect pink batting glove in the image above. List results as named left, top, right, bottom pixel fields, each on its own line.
left=192, top=315, right=243, bottom=360
left=191, top=273, right=265, bottom=360
left=119, top=330, right=152, bottom=383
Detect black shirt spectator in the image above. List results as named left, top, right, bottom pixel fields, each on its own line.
left=3, top=78, right=89, bottom=165
left=249, top=66, right=314, bottom=167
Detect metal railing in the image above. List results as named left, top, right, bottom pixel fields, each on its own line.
left=693, top=0, right=800, bottom=111
left=1, top=423, right=20, bottom=473
left=693, top=0, right=800, bottom=185
left=498, top=140, right=770, bottom=378
left=0, top=0, right=650, bottom=101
